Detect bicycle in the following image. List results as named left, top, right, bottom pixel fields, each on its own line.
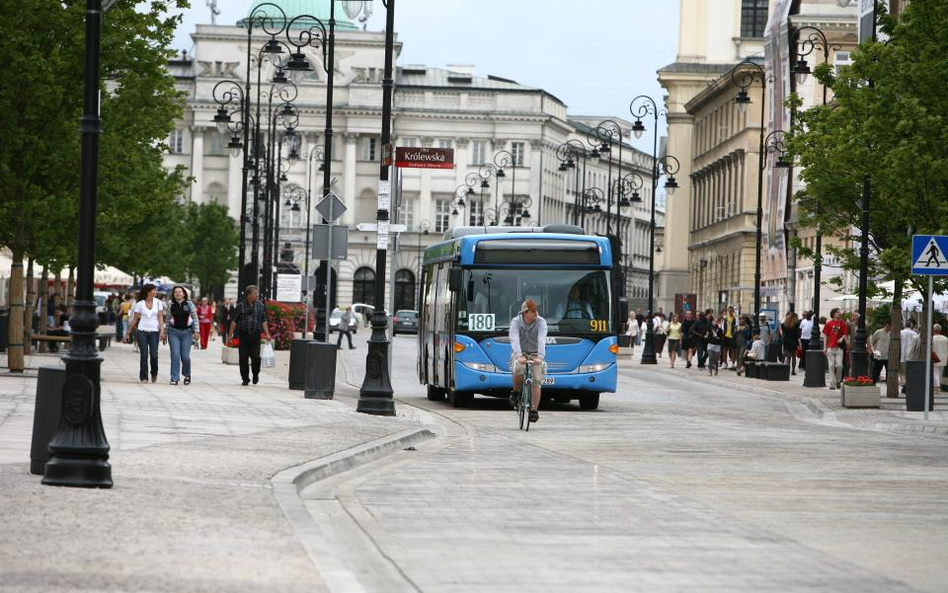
left=517, top=359, right=536, bottom=431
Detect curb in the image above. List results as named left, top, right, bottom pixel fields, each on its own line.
left=628, top=364, right=948, bottom=437
left=271, top=427, right=435, bottom=593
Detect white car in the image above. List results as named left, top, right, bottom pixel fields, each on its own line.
left=352, top=303, right=374, bottom=327
left=329, top=310, right=358, bottom=333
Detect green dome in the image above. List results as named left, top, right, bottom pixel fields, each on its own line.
left=241, top=0, right=359, bottom=31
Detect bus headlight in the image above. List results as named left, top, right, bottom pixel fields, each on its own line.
left=579, top=363, right=611, bottom=373
left=461, top=362, right=497, bottom=373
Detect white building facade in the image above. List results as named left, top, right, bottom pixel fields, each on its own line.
left=164, top=1, right=655, bottom=311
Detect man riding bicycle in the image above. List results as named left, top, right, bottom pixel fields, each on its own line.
left=509, top=299, right=548, bottom=423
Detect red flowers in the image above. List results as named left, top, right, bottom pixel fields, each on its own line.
left=842, top=375, right=875, bottom=387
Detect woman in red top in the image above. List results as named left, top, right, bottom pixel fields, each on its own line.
left=197, top=297, right=214, bottom=349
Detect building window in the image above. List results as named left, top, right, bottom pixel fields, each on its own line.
left=394, top=269, right=415, bottom=312
left=399, top=198, right=415, bottom=230
left=741, top=0, right=768, bottom=38
left=435, top=199, right=451, bottom=233
left=353, top=267, right=375, bottom=306
left=472, top=140, right=487, bottom=165
left=834, top=51, right=853, bottom=76
left=169, top=129, right=184, bottom=154
left=399, top=137, right=417, bottom=148
left=438, top=139, right=453, bottom=149
left=468, top=199, right=484, bottom=226
left=362, top=137, right=377, bottom=161
left=511, top=141, right=525, bottom=166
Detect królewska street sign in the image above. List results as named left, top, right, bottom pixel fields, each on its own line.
left=911, top=235, right=948, bottom=276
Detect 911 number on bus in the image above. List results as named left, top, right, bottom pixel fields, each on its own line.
left=589, top=319, right=608, bottom=332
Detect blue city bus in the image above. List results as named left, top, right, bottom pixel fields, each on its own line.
left=417, top=225, right=619, bottom=410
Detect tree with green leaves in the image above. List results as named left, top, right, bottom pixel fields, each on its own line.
left=0, top=0, right=190, bottom=371
left=184, top=202, right=240, bottom=297
left=786, top=0, right=948, bottom=395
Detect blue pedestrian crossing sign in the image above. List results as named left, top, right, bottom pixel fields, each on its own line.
left=912, top=235, right=948, bottom=275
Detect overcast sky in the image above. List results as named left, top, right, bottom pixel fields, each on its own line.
left=171, top=1, right=680, bottom=149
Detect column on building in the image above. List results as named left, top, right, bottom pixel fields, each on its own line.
left=191, top=126, right=204, bottom=202
left=491, top=138, right=507, bottom=216
left=454, top=138, right=470, bottom=224
left=342, top=132, right=358, bottom=226
left=529, top=139, right=543, bottom=226
left=420, top=136, right=434, bottom=227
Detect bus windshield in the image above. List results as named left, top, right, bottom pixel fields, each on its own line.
left=457, top=268, right=611, bottom=335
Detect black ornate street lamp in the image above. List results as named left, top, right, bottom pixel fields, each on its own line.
left=556, top=139, right=591, bottom=227
left=630, top=94, right=675, bottom=365
left=790, top=25, right=840, bottom=387
left=728, top=59, right=771, bottom=336
left=212, top=81, right=251, bottom=290
left=44, top=0, right=112, bottom=488
left=492, top=149, right=519, bottom=215
left=358, top=0, right=395, bottom=416
left=300, top=145, right=325, bottom=336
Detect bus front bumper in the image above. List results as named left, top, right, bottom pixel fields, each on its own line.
left=454, top=363, right=617, bottom=393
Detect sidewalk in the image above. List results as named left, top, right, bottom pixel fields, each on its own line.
left=618, top=350, right=948, bottom=437
left=0, top=336, right=423, bottom=592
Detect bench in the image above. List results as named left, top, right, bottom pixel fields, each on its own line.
left=760, top=362, right=791, bottom=381
left=31, top=334, right=112, bottom=352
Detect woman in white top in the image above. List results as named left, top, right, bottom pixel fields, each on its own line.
left=625, top=313, right=639, bottom=356
left=931, top=324, right=948, bottom=395
left=125, top=283, right=166, bottom=383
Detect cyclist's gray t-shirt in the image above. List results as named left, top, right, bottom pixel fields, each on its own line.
left=509, top=315, right=548, bottom=357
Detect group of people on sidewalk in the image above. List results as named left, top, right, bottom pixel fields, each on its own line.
left=625, top=304, right=948, bottom=395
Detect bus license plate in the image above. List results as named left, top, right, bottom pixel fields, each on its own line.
left=541, top=377, right=555, bottom=386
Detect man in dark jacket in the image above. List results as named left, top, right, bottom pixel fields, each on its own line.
left=691, top=311, right=711, bottom=369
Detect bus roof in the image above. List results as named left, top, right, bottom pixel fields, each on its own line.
left=422, top=230, right=612, bottom=268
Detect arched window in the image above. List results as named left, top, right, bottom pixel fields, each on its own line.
left=394, top=269, right=415, bottom=312
left=353, top=267, right=375, bottom=306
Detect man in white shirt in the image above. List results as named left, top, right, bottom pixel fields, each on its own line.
left=931, top=324, right=948, bottom=394
left=900, top=319, right=919, bottom=392
left=799, top=312, right=814, bottom=370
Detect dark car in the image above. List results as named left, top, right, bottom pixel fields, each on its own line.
left=392, top=310, right=419, bottom=335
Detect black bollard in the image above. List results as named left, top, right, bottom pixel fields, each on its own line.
left=304, top=342, right=337, bottom=399
left=30, top=366, right=66, bottom=475
left=288, top=338, right=313, bottom=391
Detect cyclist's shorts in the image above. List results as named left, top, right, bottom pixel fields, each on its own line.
left=509, top=353, right=547, bottom=381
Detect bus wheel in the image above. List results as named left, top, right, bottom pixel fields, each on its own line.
left=426, top=385, right=446, bottom=401
left=579, top=393, right=600, bottom=410
left=449, top=389, right=471, bottom=408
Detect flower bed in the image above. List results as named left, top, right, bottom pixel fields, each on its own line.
left=265, top=302, right=314, bottom=350
left=842, top=375, right=875, bottom=387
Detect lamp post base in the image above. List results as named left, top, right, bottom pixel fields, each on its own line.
left=849, top=350, right=870, bottom=379
left=640, top=331, right=657, bottom=365
left=803, top=349, right=827, bottom=388
left=357, top=311, right=396, bottom=416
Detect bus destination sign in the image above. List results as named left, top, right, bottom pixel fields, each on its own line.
left=394, top=147, right=455, bottom=170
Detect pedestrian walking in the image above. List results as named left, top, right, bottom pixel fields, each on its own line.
left=780, top=312, right=801, bottom=375
left=681, top=309, right=696, bottom=368
left=667, top=313, right=682, bottom=368
left=900, top=319, right=919, bottom=393
left=706, top=317, right=724, bottom=376
left=229, top=285, right=272, bottom=386
left=722, top=306, right=738, bottom=369
left=692, top=311, right=710, bottom=369
left=823, top=308, right=848, bottom=390
left=166, top=285, right=199, bottom=386
left=625, top=312, right=639, bottom=358
left=215, top=298, right=230, bottom=343
left=125, top=283, right=166, bottom=383
left=197, top=297, right=214, bottom=349
left=932, top=324, right=948, bottom=394
left=799, top=311, right=813, bottom=370
left=652, top=313, right=667, bottom=359
left=336, top=306, right=356, bottom=350
left=735, top=315, right=753, bottom=375
left=869, top=320, right=891, bottom=384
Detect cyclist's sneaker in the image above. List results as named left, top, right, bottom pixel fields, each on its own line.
left=529, top=410, right=539, bottom=423
left=509, top=391, right=518, bottom=408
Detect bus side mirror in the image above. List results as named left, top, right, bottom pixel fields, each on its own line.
left=618, top=297, right=629, bottom=324
left=466, top=279, right=474, bottom=303
left=449, top=268, right=463, bottom=292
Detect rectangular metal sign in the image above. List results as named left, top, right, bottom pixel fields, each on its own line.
left=394, top=147, right=455, bottom=169
left=912, top=235, right=948, bottom=276
left=311, top=224, right=349, bottom=260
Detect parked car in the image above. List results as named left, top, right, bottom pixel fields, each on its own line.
left=329, top=309, right=358, bottom=334
left=392, top=310, right=419, bottom=335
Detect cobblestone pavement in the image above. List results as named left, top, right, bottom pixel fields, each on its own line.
left=0, top=337, right=420, bottom=593
left=326, top=334, right=948, bottom=592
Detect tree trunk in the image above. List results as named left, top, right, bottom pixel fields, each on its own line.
left=23, top=259, right=34, bottom=355
left=38, top=265, right=48, bottom=353
left=7, top=251, right=25, bottom=372
left=66, top=266, right=75, bottom=308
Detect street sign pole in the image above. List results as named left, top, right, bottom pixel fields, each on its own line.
left=925, top=274, right=933, bottom=420
left=910, top=234, right=948, bottom=419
